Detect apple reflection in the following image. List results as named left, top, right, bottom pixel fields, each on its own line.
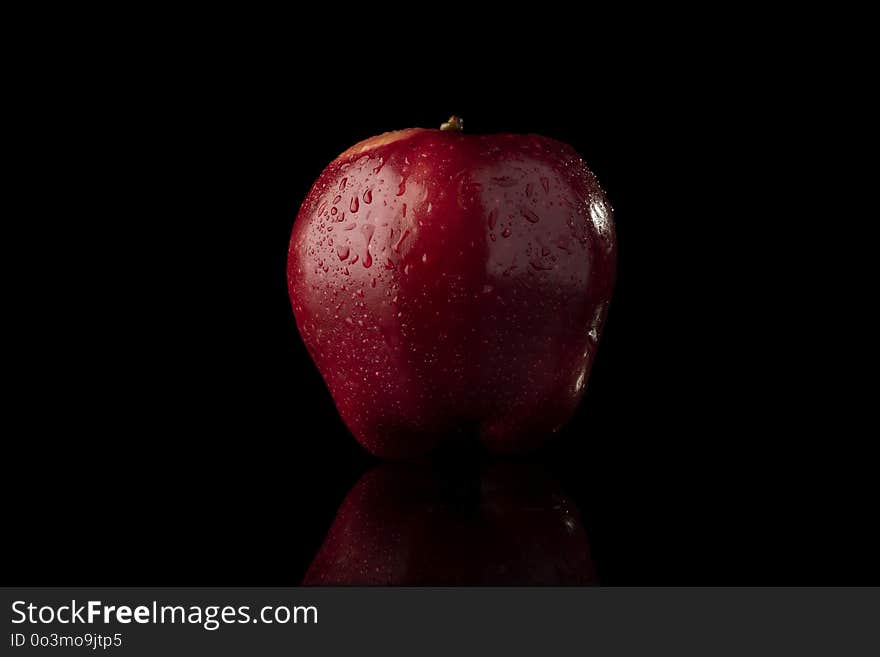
left=303, top=463, right=597, bottom=585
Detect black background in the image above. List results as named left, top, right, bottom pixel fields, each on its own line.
left=5, top=21, right=872, bottom=585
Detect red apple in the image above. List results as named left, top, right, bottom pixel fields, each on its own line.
left=288, top=117, right=616, bottom=457
left=303, top=464, right=597, bottom=585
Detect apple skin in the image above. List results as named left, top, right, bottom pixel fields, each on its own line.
left=287, top=125, right=616, bottom=458
left=303, top=464, right=597, bottom=586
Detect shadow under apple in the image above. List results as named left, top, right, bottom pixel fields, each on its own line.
left=303, top=462, right=597, bottom=585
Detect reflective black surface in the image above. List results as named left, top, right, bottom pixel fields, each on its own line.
left=5, top=36, right=873, bottom=585
left=303, top=463, right=597, bottom=585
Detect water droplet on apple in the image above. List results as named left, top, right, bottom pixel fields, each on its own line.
left=521, top=208, right=540, bottom=223
left=501, top=228, right=512, bottom=238
left=343, top=222, right=356, bottom=231
left=350, top=196, right=359, bottom=213
left=360, top=224, right=374, bottom=268
left=331, top=207, right=338, bottom=215
left=350, top=254, right=358, bottom=264
left=540, top=177, right=550, bottom=193
left=363, top=189, right=372, bottom=204
left=404, top=263, right=411, bottom=275
left=525, top=182, right=534, bottom=197
left=332, top=195, right=341, bottom=205
left=384, top=259, right=395, bottom=270
left=397, top=180, right=406, bottom=196
left=371, top=277, right=377, bottom=288
left=339, top=178, right=347, bottom=191
left=421, top=253, right=427, bottom=263
left=394, top=229, right=410, bottom=254
left=317, top=201, right=327, bottom=216
left=488, top=208, right=499, bottom=230
left=401, top=203, right=407, bottom=217
left=336, top=245, right=349, bottom=261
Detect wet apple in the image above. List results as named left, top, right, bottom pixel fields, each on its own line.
left=288, top=117, right=616, bottom=458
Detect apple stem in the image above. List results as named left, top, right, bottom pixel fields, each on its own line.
left=440, top=115, right=464, bottom=132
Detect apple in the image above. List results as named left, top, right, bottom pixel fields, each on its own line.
left=303, top=463, right=597, bottom=585
left=288, top=117, right=616, bottom=457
